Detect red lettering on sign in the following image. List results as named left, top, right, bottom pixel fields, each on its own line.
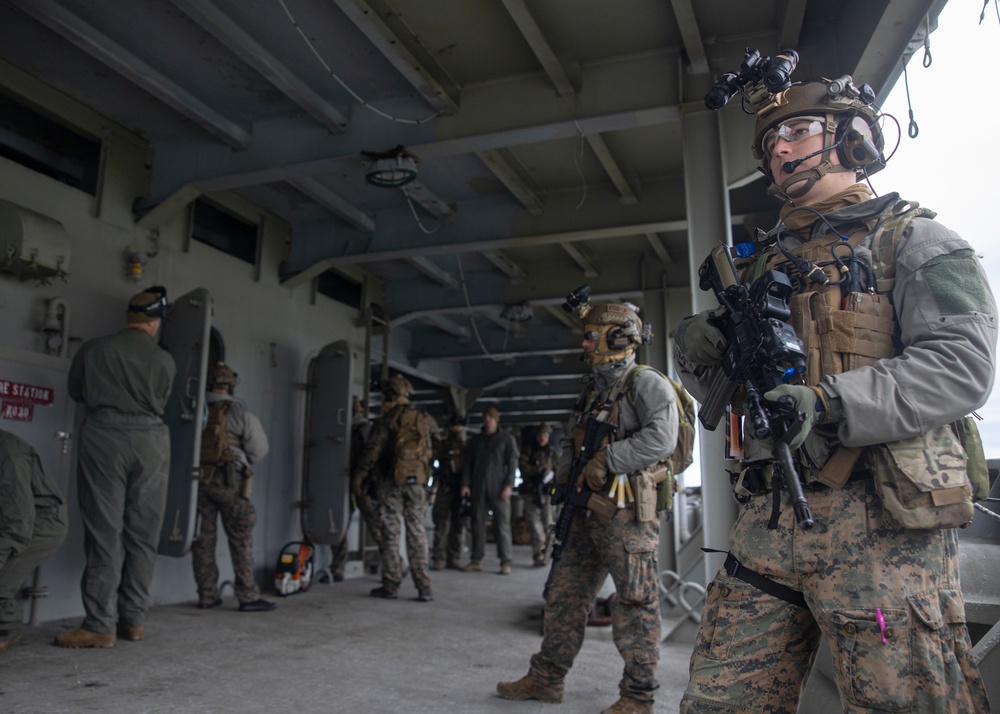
left=0, top=380, right=53, bottom=405
left=1, top=401, right=34, bottom=422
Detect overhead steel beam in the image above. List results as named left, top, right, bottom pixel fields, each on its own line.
left=777, top=0, right=808, bottom=51
left=560, top=242, right=599, bottom=278
left=850, top=0, right=940, bottom=96
left=586, top=133, right=638, bottom=205
left=543, top=304, right=582, bottom=333
left=143, top=50, right=680, bottom=204
left=328, top=0, right=460, bottom=113
left=9, top=0, right=251, bottom=149
left=400, top=181, right=455, bottom=219
left=482, top=251, right=527, bottom=280
left=170, top=0, right=349, bottom=133
left=669, top=0, right=709, bottom=74
left=288, top=177, right=375, bottom=232
left=422, top=314, right=470, bottom=340
left=135, top=184, right=202, bottom=230
left=499, top=0, right=576, bottom=97
left=476, top=149, right=545, bottom=215
left=406, top=256, right=458, bottom=289
left=645, top=232, right=674, bottom=267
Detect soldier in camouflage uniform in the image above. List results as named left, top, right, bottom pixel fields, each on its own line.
left=518, top=423, right=560, bottom=567
left=675, top=77, right=994, bottom=713
left=498, top=300, right=679, bottom=714
left=352, top=375, right=433, bottom=602
left=57, top=288, right=175, bottom=648
left=191, top=363, right=274, bottom=613
left=0, top=429, right=68, bottom=654
left=430, top=412, right=467, bottom=570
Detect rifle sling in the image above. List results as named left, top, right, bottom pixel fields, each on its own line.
left=710, top=550, right=807, bottom=608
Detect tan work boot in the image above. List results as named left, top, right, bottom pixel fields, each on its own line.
left=462, top=560, right=482, bottom=572
left=0, top=633, right=22, bottom=654
left=496, top=673, right=563, bottom=703
left=499, top=562, right=512, bottom=575
left=116, top=623, right=144, bottom=641
left=54, top=628, right=116, bottom=649
left=601, top=696, right=653, bottom=714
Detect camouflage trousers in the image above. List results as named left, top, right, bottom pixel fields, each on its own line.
left=681, top=479, right=990, bottom=714
left=530, top=508, right=660, bottom=703
left=524, top=492, right=555, bottom=561
left=191, top=467, right=260, bottom=604
left=431, top=483, right=464, bottom=564
left=356, top=487, right=384, bottom=572
left=377, top=482, right=430, bottom=593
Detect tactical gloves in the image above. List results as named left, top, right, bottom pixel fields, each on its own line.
left=577, top=450, right=608, bottom=491
left=674, top=311, right=727, bottom=365
left=763, top=384, right=842, bottom=451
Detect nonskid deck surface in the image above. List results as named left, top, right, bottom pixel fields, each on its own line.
left=0, top=545, right=693, bottom=713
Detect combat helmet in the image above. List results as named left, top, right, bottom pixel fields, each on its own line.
left=208, top=362, right=238, bottom=392
left=381, top=374, right=414, bottom=401
left=580, top=302, right=650, bottom=366
left=751, top=77, right=885, bottom=200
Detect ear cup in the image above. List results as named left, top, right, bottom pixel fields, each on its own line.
left=835, top=115, right=880, bottom=169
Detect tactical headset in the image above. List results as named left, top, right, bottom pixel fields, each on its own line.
left=127, top=285, right=169, bottom=319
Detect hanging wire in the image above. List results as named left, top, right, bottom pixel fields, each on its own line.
left=456, top=255, right=506, bottom=362
left=572, top=120, right=588, bottom=210
left=901, top=57, right=919, bottom=138
left=980, top=0, right=1000, bottom=25
left=277, top=0, right=439, bottom=125
left=401, top=187, right=445, bottom=234
left=921, top=15, right=933, bottom=67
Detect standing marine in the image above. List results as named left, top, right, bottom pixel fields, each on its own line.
left=518, top=423, right=560, bottom=567
left=352, top=375, right=434, bottom=602
left=191, top=362, right=274, bottom=612
left=497, top=296, right=679, bottom=714
left=430, top=412, right=467, bottom=571
left=676, top=69, right=995, bottom=713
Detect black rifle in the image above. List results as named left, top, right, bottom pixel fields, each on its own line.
left=697, top=244, right=814, bottom=530
left=543, top=417, right=618, bottom=599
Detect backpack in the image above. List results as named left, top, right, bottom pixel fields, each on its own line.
left=390, top=407, right=433, bottom=486
left=199, top=401, right=232, bottom=484
left=624, top=365, right=696, bottom=514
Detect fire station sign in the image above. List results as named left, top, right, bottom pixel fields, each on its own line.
left=0, top=378, right=55, bottom=422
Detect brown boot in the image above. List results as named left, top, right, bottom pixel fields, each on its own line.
left=430, top=560, right=444, bottom=571
left=601, top=696, right=653, bottom=714
left=0, top=633, right=22, bottom=654
left=496, top=673, right=563, bottom=703
left=462, top=560, right=482, bottom=572
left=54, top=628, right=116, bottom=649
left=116, top=623, right=144, bottom=641
left=446, top=560, right=462, bottom=570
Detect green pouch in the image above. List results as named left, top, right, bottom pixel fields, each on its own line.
left=870, top=425, right=973, bottom=529
left=655, top=471, right=675, bottom=513
left=952, top=416, right=990, bottom=501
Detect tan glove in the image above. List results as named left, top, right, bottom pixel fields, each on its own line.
left=576, top=450, right=608, bottom=491
left=675, top=311, right=727, bottom=366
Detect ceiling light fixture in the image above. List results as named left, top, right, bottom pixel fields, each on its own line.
left=500, top=302, right=533, bottom=323
left=362, top=145, right=419, bottom=188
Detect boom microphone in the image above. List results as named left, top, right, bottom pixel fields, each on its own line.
left=781, top=140, right=841, bottom=174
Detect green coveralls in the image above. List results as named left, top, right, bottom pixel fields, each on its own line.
left=0, top=429, right=68, bottom=635
left=68, top=328, right=175, bottom=633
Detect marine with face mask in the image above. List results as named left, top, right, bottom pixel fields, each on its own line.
left=676, top=73, right=996, bottom=713
left=497, top=297, right=678, bottom=714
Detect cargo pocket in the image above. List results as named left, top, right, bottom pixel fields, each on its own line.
left=618, top=537, right=657, bottom=604
left=828, top=608, right=913, bottom=711
left=693, top=574, right=748, bottom=661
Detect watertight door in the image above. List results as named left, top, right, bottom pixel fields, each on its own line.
left=301, top=340, right=353, bottom=545
left=158, top=288, right=212, bottom=557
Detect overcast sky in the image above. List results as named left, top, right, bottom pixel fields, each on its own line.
left=873, top=1, right=1000, bottom=456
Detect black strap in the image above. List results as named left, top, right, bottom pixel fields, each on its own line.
left=720, top=552, right=807, bottom=608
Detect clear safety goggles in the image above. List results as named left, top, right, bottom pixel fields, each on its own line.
left=760, top=116, right=825, bottom=157
left=583, top=330, right=599, bottom=342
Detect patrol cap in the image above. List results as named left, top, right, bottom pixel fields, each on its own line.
left=126, top=286, right=169, bottom=324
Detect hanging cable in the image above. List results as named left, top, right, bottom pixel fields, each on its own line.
left=922, top=15, right=933, bottom=67
left=980, top=0, right=1000, bottom=25
left=901, top=57, right=919, bottom=138
left=572, top=120, right=588, bottom=210
left=456, top=255, right=506, bottom=361
left=401, top=187, right=445, bottom=234
left=277, top=0, right=439, bottom=125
